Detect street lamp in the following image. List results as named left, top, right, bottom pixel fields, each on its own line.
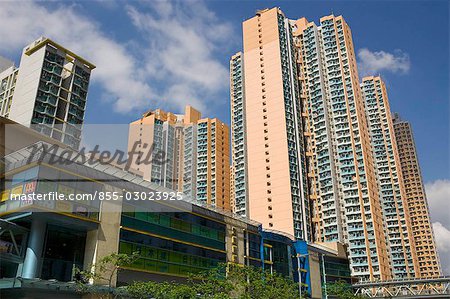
left=296, top=253, right=309, bottom=299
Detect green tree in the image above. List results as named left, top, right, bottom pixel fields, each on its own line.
left=75, top=251, right=139, bottom=293
left=127, top=281, right=197, bottom=299
left=127, top=263, right=304, bottom=299
left=326, top=280, right=365, bottom=299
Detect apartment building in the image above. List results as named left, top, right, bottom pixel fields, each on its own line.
left=0, top=37, right=95, bottom=149
left=294, top=14, right=392, bottom=281
left=361, top=76, right=418, bottom=278
left=128, top=106, right=231, bottom=210
left=0, top=63, right=18, bottom=118
left=231, top=8, right=392, bottom=280
left=393, top=113, right=442, bottom=278
left=230, top=8, right=313, bottom=241
left=230, top=52, right=249, bottom=217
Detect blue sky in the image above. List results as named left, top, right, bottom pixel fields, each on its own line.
left=0, top=1, right=447, bottom=183
left=1, top=0, right=449, bottom=272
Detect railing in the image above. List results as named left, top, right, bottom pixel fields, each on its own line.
left=353, top=276, right=450, bottom=298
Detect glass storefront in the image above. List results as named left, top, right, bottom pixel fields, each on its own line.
left=119, top=230, right=226, bottom=276
left=41, top=225, right=86, bottom=282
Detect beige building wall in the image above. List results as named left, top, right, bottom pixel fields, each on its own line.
left=196, top=118, right=231, bottom=210
left=243, top=8, right=296, bottom=237
left=362, top=76, right=419, bottom=278
left=128, top=106, right=199, bottom=184
left=128, top=112, right=157, bottom=182
left=83, top=187, right=122, bottom=287
left=293, top=14, right=391, bottom=281
left=128, top=106, right=231, bottom=211
left=393, top=114, right=442, bottom=278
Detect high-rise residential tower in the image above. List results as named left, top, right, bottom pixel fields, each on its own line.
left=0, top=63, right=18, bottom=118
left=231, top=8, right=312, bottom=240
left=230, top=165, right=236, bottom=213
left=294, top=15, right=391, bottom=281
left=361, top=76, right=418, bottom=278
left=194, top=118, right=230, bottom=210
left=2, top=37, right=95, bottom=149
left=231, top=8, right=394, bottom=280
left=230, top=52, right=249, bottom=217
left=393, top=113, right=442, bottom=278
left=128, top=107, right=189, bottom=190
left=128, top=105, right=231, bottom=211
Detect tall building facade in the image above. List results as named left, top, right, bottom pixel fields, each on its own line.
left=128, top=106, right=231, bottom=210
left=393, top=113, right=442, bottom=278
left=2, top=37, right=95, bottom=149
left=230, top=165, right=236, bottom=213
left=0, top=64, right=18, bottom=118
left=231, top=8, right=395, bottom=280
left=195, top=118, right=230, bottom=210
left=294, top=15, right=391, bottom=281
left=230, top=52, right=249, bottom=216
left=231, top=8, right=312, bottom=241
left=361, top=76, right=418, bottom=278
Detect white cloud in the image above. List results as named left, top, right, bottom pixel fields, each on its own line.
left=357, top=48, right=411, bottom=76
left=426, top=179, right=450, bottom=275
left=433, top=223, right=450, bottom=253
left=0, top=56, right=14, bottom=72
left=426, top=180, right=450, bottom=227
left=0, top=1, right=157, bottom=114
left=433, top=223, right=450, bottom=275
left=0, top=0, right=233, bottom=115
left=125, top=0, right=234, bottom=113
